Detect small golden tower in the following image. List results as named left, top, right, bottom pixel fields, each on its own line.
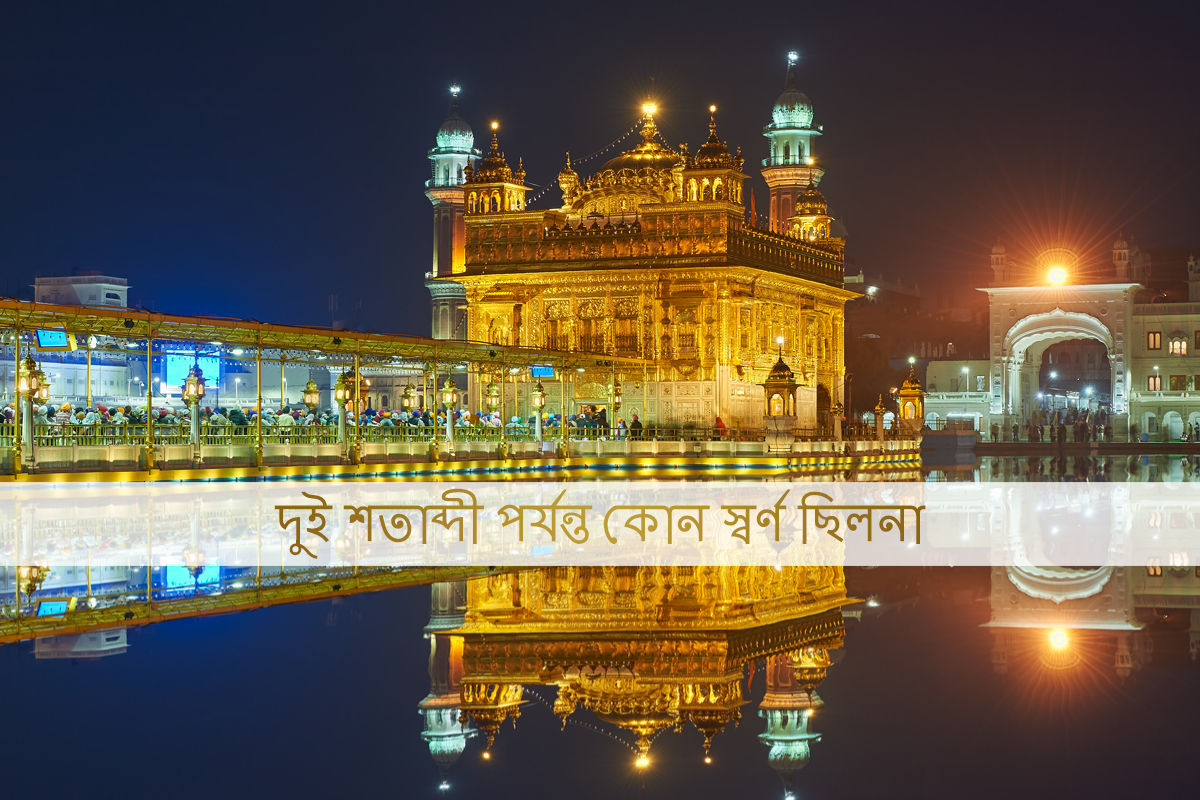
left=895, top=365, right=926, bottom=434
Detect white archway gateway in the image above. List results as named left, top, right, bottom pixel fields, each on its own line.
left=983, top=283, right=1139, bottom=430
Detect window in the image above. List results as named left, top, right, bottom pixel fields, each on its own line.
left=1170, top=375, right=1187, bottom=391
left=1170, top=339, right=1187, bottom=355
left=1148, top=374, right=1162, bottom=391
left=105, top=292, right=120, bottom=300
left=1148, top=331, right=1162, bottom=350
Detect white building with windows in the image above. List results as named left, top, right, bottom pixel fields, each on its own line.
left=921, top=237, right=1200, bottom=440
left=33, top=272, right=129, bottom=307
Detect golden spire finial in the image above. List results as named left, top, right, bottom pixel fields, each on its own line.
left=565, top=151, right=571, bottom=168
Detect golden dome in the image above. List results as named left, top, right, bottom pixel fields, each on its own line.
left=796, top=181, right=827, bottom=215
left=767, top=355, right=796, bottom=383
left=899, top=365, right=923, bottom=392
left=595, top=115, right=679, bottom=175
left=693, top=110, right=739, bottom=169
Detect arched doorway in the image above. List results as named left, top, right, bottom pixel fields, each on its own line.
left=1162, top=411, right=1183, bottom=441
left=986, top=295, right=1133, bottom=437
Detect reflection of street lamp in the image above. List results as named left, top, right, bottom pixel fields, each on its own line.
left=182, top=544, right=205, bottom=583
left=1049, top=371, right=1058, bottom=380
left=17, top=563, right=50, bottom=600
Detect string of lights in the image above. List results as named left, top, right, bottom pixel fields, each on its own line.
left=523, top=687, right=640, bottom=753
left=525, top=117, right=648, bottom=208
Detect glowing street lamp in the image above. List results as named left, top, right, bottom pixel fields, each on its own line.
left=1047, top=267, right=1067, bottom=285
left=181, top=362, right=207, bottom=445
left=441, top=377, right=459, bottom=448
left=485, top=380, right=501, bottom=413
left=531, top=381, right=545, bottom=442
left=401, top=384, right=416, bottom=410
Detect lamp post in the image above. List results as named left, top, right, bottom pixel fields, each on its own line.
left=234, top=377, right=241, bottom=406
left=441, top=377, right=459, bottom=450
left=485, top=379, right=501, bottom=414
left=531, top=381, right=546, bottom=443
left=333, top=371, right=351, bottom=445
left=181, top=362, right=207, bottom=447
left=17, top=355, right=47, bottom=451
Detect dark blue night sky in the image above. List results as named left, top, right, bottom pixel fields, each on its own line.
left=2, top=0, right=1199, bottom=334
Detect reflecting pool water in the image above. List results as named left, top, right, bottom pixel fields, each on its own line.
left=3, top=563, right=1197, bottom=799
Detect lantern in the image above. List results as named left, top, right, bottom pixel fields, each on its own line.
left=17, top=563, right=50, bottom=598
left=182, top=363, right=207, bottom=405
left=333, top=372, right=351, bottom=406
left=303, top=378, right=320, bottom=410
left=485, top=380, right=501, bottom=412
left=531, top=381, right=546, bottom=409
left=441, top=377, right=459, bottom=407
left=182, top=543, right=206, bottom=580
left=611, top=382, right=622, bottom=410
left=401, top=384, right=416, bottom=409
left=17, top=354, right=39, bottom=396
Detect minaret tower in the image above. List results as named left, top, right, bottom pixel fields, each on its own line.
left=425, top=86, right=479, bottom=340
left=418, top=581, right=477, bottom=788
left=761, top=52, right=824, bottom=232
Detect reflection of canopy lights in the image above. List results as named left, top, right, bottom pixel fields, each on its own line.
left=1049, top=629, right=1068, bottom=650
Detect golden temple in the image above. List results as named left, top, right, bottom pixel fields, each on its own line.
left=425, top=60, right=854, bottom=429
left=448, top=566, right=850, bottom=766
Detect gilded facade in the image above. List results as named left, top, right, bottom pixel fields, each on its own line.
left=427, top=62, right=855, bottom=427
left=452, top=566, right=849, bottom=761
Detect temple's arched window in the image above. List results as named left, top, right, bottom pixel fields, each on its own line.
left=468, top=193, right=477, bottom=213
left=783, top=142, right=790, bottom=163
left=702, top=179, right=712, bottom=201
left=457, top=165, right=463, bottom=183
left=713, top=178, right=724, bottom=200
left=688, top=179, right=698, bottom=201
left=491, top=192, right=500, bottom=213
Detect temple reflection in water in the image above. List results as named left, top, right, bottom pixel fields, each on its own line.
left=419, top=567, right=850, bottom=792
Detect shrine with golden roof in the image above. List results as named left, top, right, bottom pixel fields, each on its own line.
left=423, top=58, right=854, bottom=428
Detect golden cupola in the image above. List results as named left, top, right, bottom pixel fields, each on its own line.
left=680, top=106, right=746, bottom=204
left=557, top=152, right=580, bottom=207
left=464, top=122, right=528, bottom=215
left=566, top=104, right=681, bottom=216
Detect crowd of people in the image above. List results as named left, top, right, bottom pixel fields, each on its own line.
left=989, top=407, right=1113, bottom=443
left=3, top=400, right=654, bottom=440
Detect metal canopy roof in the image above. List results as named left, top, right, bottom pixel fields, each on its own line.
left=0, top=298, right=649, bottom=371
